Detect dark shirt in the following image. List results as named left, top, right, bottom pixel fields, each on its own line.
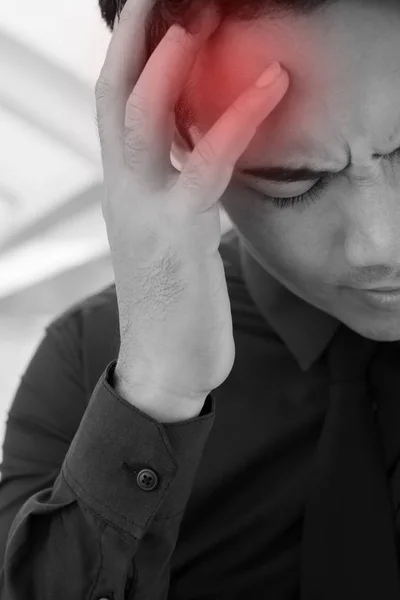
left=0, top=227, right=400, bottom=599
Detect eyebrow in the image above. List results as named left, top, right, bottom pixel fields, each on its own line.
left=179, top=126, right=353, bottom=183
left=238, top=144, right=353, bottom=183
left=238, top=164, right=341, bottom=182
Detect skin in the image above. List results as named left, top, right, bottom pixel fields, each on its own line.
left=168, top=0, right=400, bottom=342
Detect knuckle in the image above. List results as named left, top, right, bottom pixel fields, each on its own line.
left=95, top=73, right=115, bottom=143
left=95, top=73, right=113, bottom=102
left=126, top=89, right=147, bottom=118
left=123, top=126, right=148, bottom=167
left=95, top=109, right=108, bottom=145
left=229, top=101, right=247, bottom=121
left=180, top=163, right=203, bottom=191
left=124, top=92, right=149, bottom=165
left=94, top=111, right=103, bottom=141
left=195, top=137, right=219, bottom=164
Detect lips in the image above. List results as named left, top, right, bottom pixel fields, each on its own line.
left=348, top=285, right=400, bottom=292
left=343, top=285, right=400, bottom=312
left=361, top=287, right=400, bottom=292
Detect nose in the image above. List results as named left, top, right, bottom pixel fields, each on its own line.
left=343, top=176, right=400, bottom=268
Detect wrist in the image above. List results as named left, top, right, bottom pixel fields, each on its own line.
left=111, top=363, right=208, bottom=423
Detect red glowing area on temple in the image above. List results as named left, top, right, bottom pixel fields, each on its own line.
left=180, top=15, right=338, bottom=170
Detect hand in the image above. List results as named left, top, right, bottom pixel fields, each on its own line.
left=95, top=0, right=289, bottom=404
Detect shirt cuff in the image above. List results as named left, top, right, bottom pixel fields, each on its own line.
left=63, top=360, right=216, bottom=539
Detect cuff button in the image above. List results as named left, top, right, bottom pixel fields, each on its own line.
left=137, top=468, right=159, bottom=491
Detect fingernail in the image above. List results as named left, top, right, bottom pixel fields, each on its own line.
left=255, top=62, right=283, bottom=89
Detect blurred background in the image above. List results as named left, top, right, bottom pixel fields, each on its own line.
left=0, top=0, right=233, bottom=462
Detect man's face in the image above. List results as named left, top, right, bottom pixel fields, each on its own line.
left=171, top=0, right=400, bottom=342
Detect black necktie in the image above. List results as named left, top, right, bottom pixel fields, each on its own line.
left=300, top=325, right=400, bottom=599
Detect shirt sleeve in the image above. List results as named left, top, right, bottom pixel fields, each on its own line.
left=0, top=316, right=216, bottom=599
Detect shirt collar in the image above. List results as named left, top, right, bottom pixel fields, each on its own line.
left=235, top=230, right=340, bottom=372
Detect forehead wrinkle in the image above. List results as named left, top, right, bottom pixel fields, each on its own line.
left=234, top=109, right=351, bottom=173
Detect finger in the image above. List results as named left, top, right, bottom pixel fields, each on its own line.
left=123, top=5, right=221, bottom=182
left=95, top=0, right=153, bottom=182
left=175, top=65, right=290, bottom=215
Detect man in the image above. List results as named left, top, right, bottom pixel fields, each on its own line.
left=1, top=0, right=400, bottom=597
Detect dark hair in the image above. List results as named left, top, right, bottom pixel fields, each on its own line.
left=98, top=0, right=334, bottom=144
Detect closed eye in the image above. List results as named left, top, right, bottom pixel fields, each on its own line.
left=241, top=142, right=400, bottom=186
left=381, top=144, right=400, bottom=162
left=242, top=143, right=400, bottom=210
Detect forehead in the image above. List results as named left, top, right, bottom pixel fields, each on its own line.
left=188, top=0, right=400, bottom=169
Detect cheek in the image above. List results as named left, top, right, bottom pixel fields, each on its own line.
left=255, top=215, right=330, bottom=286
left=220, top=183, right=333, bottom=279
left=271, top=213, right=331, bottom=275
